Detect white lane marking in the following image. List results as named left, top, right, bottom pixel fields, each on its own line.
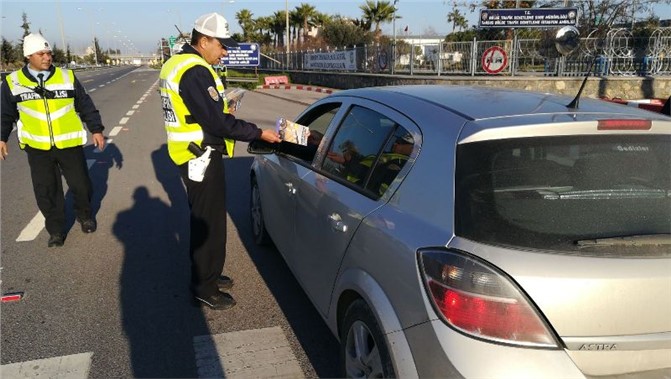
left=109, top=126, right=123, bottom=137
left=98, top=85, right=104, bottom=88
left=119, top=117, right=129, bottom=125
left=0, top=352, right=93, bottom=379
left=194, top=327, right=304, bottom=378
left=132, top=104, right=139, bottom=109
left=89, top=88, right=96, bottom=92
left=15, top=213, right=45, bottom=242
left=126, top=110, right=135, bottom=116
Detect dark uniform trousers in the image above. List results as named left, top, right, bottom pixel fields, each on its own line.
left=178, top=150, right=227, bottom=298
left=25, top=145, right=93, bottom=235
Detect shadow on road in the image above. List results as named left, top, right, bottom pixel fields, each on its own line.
left=63, top=142, right=123, bottom=233
left=224, top=155, right=340, bottom=378
left=109, top=144, right=223, bottom=378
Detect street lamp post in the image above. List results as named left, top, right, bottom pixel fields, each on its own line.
left=392, top=0, right=398, bottom=74
left=286, top=0, right=289, bottom=69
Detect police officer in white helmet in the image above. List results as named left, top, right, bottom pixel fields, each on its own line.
left=159, top=13, right=280, bottom=310
left=0, top=33, right=106, bottom=247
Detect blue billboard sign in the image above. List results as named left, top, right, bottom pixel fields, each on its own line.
left=479, top=8, right=578, bottom=28
left=220, top=43, right=260, bottom=67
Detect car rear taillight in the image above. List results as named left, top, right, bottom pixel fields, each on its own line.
left=598, top=119, right=651, bottom=130
left=418, top=249, right=558, bottom=348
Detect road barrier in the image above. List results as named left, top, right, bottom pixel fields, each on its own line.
left=264, top=75, right=289, bottom=85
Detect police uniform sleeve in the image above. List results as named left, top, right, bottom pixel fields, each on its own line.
left=180, top=66, right=262, bottom=142
left=73, top=75, right=105, bottom=134
left=0, top=79, right=18, bottom=142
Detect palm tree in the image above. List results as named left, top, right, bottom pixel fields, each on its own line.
left=255, top=16, right=273, bottom=45
left=312, top=12, right=333, bottom=29
left=294, top=3, right=317, bottom=45
left=359, top=0, right=395, bottom=41
left=271, top=10, right=288, bottom=47
left=236, top=9, right=255, bottom=41
left=447, top=8, right=468, bottom=32
left=289, top=9, right=301, bottom=47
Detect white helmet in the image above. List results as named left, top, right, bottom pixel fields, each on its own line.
left=23, top=33, right=52, bottom=57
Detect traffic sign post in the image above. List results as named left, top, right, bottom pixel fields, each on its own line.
left=168, top=36, right=176, bottom=49
left=482, top=46, right=508, bottom=74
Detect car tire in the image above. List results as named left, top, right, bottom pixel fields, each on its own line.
left=340, top=299, right=396, bottom=378
left=250, top=176, right=271, bottom=246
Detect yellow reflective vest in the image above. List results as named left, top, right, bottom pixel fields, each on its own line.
left=159, top=54, right=234, bottom=165
left=6, top=68, right=86, bottom=150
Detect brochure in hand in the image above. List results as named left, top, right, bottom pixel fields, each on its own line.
left=224, top=88, right=246, bottom=112
left=276, top=117, right=310, bottom=145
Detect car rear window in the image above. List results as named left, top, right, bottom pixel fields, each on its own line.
left=455, top=135, right=671, bottom=255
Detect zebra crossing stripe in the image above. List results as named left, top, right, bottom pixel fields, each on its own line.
left=194, top=326, right=304, bottom=378
left=0, top=352, right=93, bottom=379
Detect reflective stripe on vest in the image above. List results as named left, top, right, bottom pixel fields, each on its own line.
left=159, top=55, right=235, bottom=165
left=7, top=68, right=86, bottom=150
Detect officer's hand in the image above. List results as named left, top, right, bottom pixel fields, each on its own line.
left=92, top=133, right=105, bottom=151
left=260, top=129, right=281, bottom=143
left=0, top=141, right=8, bottom=160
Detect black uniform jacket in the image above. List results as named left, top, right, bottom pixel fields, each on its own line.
left=178, top=45, right=262, bottom=154
left=0, top=64, right=104, bottom=143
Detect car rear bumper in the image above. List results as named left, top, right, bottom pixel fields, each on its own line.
left=404, top=319, right=585, bottom=378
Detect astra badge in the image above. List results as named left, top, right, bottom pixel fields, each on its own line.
left=207, top=86, right=220, bottom=101
left=579, top=344, right=617, bottom=351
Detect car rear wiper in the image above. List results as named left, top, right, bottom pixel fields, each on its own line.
left=576, top=234, right=671, bottom=247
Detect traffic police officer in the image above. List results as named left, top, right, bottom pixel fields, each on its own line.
left=159, top=13, right=280, bottom=310
left=0, top=33, right=105, bottom=247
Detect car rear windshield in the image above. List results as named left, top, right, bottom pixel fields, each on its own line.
left=455, top=135, right=671, bottom=255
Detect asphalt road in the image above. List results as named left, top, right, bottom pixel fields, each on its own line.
left=0, top=66, right=340, bottom=378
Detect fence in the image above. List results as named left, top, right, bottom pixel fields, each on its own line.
left=262, top=27, right=671, bottom=78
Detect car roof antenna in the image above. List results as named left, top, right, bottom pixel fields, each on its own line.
left=566, top=58, right=595, bottom=110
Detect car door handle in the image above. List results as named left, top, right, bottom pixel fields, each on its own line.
left=284, top=182, right=296, bottom=195
left=328, top=213, right=348, bottom=233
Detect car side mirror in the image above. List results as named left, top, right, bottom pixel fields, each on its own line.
left=247, top=140, right=277, bottom=155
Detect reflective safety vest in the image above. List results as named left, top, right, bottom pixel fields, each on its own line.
left=159, top=54, right=234, bottom=165
left=6, top=68, right=86, bottom=150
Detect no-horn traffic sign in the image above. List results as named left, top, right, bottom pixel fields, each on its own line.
left=482, top=46, right=508, bottom=74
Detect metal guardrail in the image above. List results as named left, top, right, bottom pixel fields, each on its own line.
left=226, top=76, right=260, bottom=83
left=263, top=27, right=671, bottom=77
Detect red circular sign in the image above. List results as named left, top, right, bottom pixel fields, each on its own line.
left=482, top=46, right=508, bottom=74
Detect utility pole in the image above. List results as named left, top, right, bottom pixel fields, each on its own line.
left=392, top=0, right=398, bottom=74
left=286, top=0, right=290, bottom=69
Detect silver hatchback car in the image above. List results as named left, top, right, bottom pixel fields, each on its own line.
left=248, top=85, right=671, bottom=378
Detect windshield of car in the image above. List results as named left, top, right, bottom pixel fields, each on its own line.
left=455, top=134, right=671, bottom=256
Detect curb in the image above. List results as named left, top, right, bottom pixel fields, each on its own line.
left=256, top=84, right=335, bottom=94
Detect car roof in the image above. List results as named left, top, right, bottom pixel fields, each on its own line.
left=333, top=85, right=668, bottom=122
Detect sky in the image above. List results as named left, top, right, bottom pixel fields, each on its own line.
left=1, top=0, right=671, bottom=56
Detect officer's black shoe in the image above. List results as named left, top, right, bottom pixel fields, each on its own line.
left=48, top=233, right=65, bottom=247
left=77, top=218, right=97, bottom=233
left=218, top=275, right=234, bottom=291
left=195, top=291, right=236, bottom=310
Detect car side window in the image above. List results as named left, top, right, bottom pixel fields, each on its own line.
left=366, top=127, right=414, bottom=196
left=321, top=106, right=412, bottom=197
left=279, top=103, right=340, bottom=163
